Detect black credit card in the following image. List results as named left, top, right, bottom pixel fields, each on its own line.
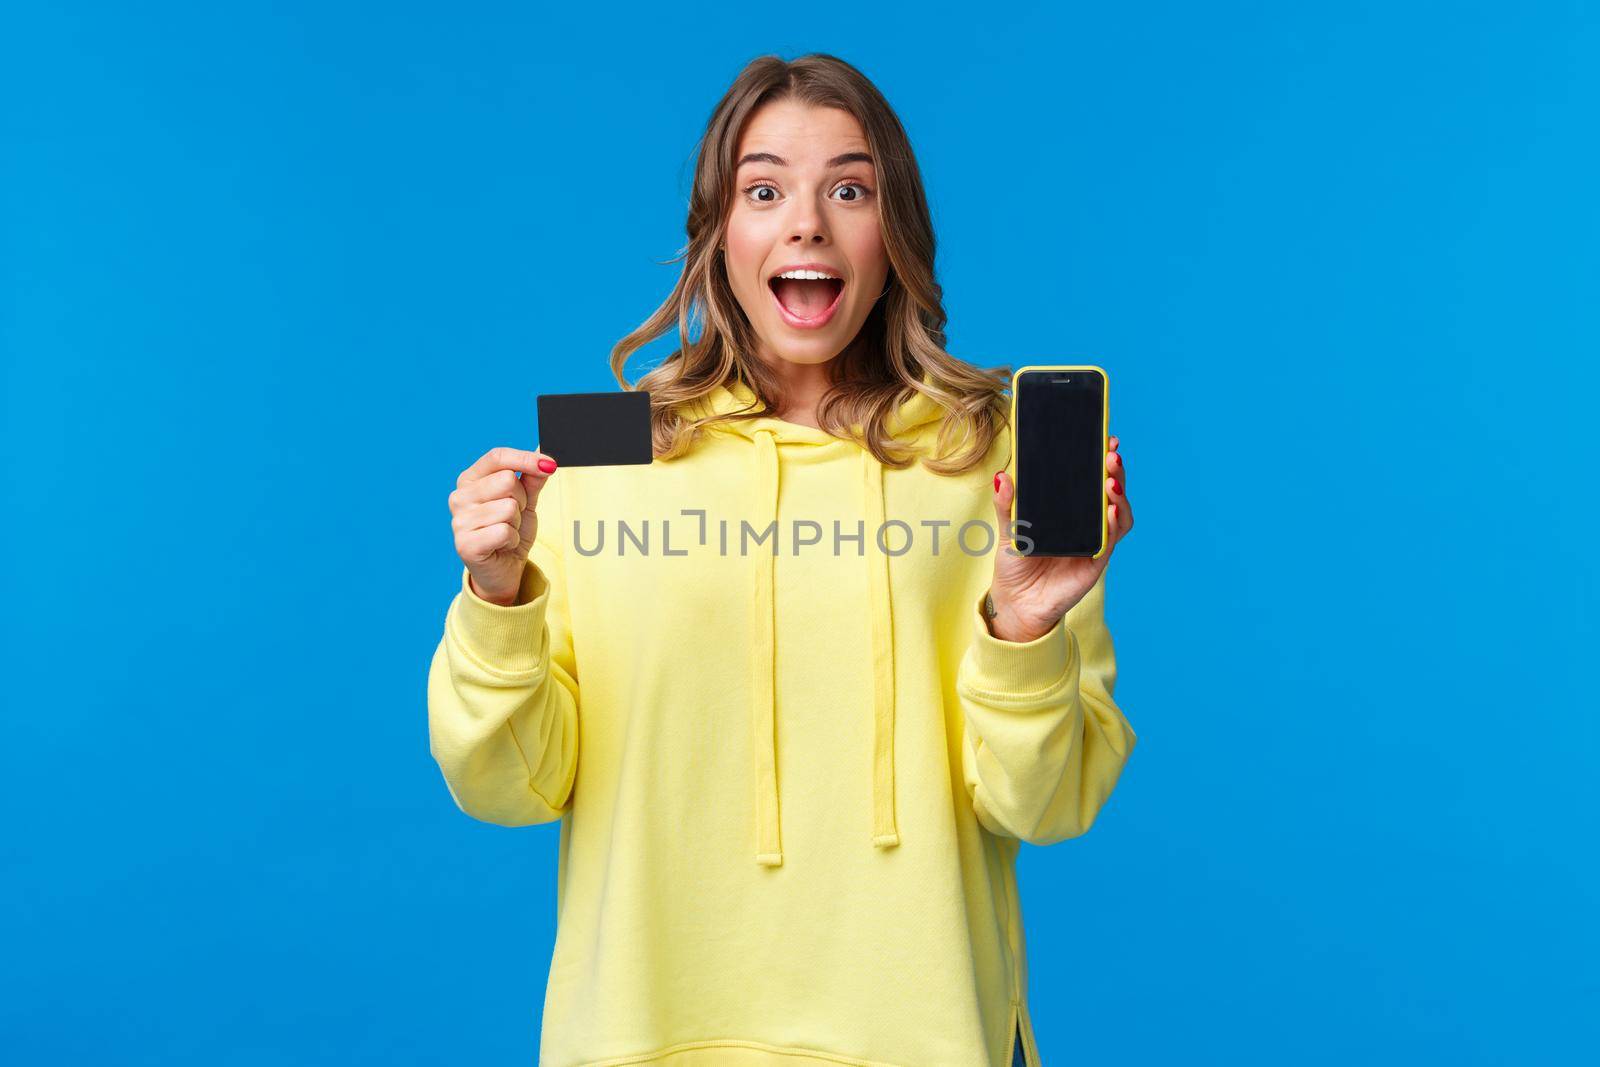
left=535, top=390, right=654, bottom=467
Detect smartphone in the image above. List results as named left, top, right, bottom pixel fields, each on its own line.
left=535, top=390, right=654, bottom=467
left=1009, top=365, right=1109, bottom=557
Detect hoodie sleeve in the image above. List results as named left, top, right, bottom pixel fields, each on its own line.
left=956, top=569, right=1136, bottom=845
left=426, top=476, right=579, bottom=827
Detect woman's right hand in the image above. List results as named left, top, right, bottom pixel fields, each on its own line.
left=450, top=446, right=559, bottom=606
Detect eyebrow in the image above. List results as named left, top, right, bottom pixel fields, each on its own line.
left=736, top=151, right=874, bottom=169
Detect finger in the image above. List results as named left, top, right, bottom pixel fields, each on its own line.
left=458, top=523, right=521, bottom=564
left=1108, top=434, right=1119, bottom=451
left=1105, top=442, right=1124, bottom=481
left=1105, top=470, right=1126, bottom=507
left=1104, top=468, right=1131, bottom=518
left=454, top=497, right=523, bottom=538
left=1105, top=450, right=1126, bottom=495
left=1109, top=494, right=1133, bottom=540
left=458, top=446, right=557, bottom=489
left=452, top=467, right=529, bottom=511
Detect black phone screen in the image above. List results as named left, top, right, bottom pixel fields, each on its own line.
left=1014, top=369, right=1105, bottom=556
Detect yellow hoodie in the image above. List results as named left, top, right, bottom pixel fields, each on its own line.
left=427, top=377, right=1137, bottom=1067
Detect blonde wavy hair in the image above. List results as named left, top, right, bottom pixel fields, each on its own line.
left=608, top=52, right=1012, bottom=475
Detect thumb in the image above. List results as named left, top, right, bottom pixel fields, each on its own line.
left=518, top=449, right=559, bottom=535
left=991, top=470, right=1015, bottom=552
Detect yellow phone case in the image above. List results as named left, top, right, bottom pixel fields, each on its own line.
left=1009, top=363, right=1111, bottom=559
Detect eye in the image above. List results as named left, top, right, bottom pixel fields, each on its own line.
left=833, top=181, right=872, bottom=203
left=743, top=182, right=779, bottom=204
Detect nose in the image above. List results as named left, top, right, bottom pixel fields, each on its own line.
left=787, top=198, right=829, bottom=245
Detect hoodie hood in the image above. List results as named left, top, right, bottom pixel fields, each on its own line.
left=681, top=376, right=947, bottom=866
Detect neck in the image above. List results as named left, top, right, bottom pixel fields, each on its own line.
left=759, top=357, right=834, bottom=430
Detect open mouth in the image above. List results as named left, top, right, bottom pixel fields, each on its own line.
left=768, top=275, right=845, bottom=328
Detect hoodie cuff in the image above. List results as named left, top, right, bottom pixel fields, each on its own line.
left=963, top=590, right=1077, bottom=698
left=447, top=562, right=550, bottom=675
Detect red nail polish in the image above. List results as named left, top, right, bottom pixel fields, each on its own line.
left=993, top=472, right=1002, bottom=492
left=1111, top=480, right=1120, bottom=495
left=538, top=457, right=557, bottom=474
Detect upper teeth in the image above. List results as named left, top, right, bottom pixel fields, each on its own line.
left=774, top=269, right=839, bottom=281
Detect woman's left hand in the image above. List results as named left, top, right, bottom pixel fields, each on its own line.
left=985, top=435, right=1134, bottom=643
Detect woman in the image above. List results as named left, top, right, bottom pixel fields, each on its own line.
left=429, top=53, right=1137, bottom=1067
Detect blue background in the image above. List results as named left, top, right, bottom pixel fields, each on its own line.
left=4, top=2, right=1595, bottom=1063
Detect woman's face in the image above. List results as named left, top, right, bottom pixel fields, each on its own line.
left=723, top=99, right=889, bottom=372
